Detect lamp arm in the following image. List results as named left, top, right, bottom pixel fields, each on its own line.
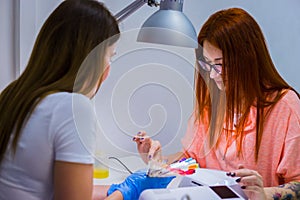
left=115, top=0, right=159, bottom=22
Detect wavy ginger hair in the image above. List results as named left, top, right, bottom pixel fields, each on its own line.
left=195, top=8, right=299, bottom=160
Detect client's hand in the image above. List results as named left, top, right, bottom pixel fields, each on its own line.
left=133, top=131, right=162, bottom=164
left=107, top=170, right=175, bottom=200
left=228, top=164, right=266, bottom=200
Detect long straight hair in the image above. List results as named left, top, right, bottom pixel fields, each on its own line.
left=0, top=0, right=120, bottom=164
left=195, top=8, right=299, bottom=160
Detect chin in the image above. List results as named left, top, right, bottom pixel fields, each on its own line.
left=215, top=81, right=224, bottom=90
left=217, top=85, right=224, bottom=90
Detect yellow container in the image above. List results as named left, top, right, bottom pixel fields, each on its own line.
left=93, top=167, right=109, bottom=179
left=93, top=151, right=109, bottom=179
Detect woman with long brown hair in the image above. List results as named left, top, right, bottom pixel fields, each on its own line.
left=0, top=1, right=174, bottom=199
left=135, top=7, right=300, bottom=199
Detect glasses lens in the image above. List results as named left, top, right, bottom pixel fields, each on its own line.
left=198, top=60, right=210, bottom=72
left=214, top=65, right=222, bottom=74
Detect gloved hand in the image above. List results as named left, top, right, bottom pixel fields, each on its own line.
left=107, top=170, right=175, bottom=200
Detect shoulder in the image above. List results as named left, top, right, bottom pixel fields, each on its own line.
left=266, top=90, right=300, bottom=135
left=280, top=90, right=300, bottom=104
left=276, top=90, right=300, bottom=116
left=42, top=92, right=92, bottom=114
left=45, top=92, right=90, bottom=106
left=39, top=92, right=95, bottom=134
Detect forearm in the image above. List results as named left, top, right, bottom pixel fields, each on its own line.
left=264, top=181, right=300, bottom=200
left=92, top=185, right=110, bottom=200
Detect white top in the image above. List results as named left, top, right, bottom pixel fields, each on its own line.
left=0, top=92, right=96, bottom=200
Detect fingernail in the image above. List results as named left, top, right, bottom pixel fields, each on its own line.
left=140, top=137, right=144, bottom=140
left=226, top=172, right=231, bottom=176
left=132, top=137, right=136, bottom=141
left=241, top=186, right=246, bottom=189
left=137, top=132, right=142, bottom=135
left=230, top=172, right=236, bottom=177
left=148, top=155, right=152, bottom=159
left=235, top=178, right=241, bottom=183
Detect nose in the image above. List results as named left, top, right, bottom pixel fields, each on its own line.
left=209, top=69, right=219, bottom=79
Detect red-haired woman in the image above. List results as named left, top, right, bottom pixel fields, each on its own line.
left=135, top=8, right=300, bottom=200
left=0, top=1, right=174, bottom=199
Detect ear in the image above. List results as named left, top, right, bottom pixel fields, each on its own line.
left=101, top=66, right=111, bottom=82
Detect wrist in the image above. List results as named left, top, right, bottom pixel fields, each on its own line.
left=107, top=183, right=138, bottom=200
left=104, top=190, right=123, bottom=200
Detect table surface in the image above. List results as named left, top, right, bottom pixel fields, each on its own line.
left=93, top=155, right=147, bottom=185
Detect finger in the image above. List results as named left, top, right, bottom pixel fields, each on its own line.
left=137, top=131, right=147, bottom=137
left=137, top=139, right=151, bottom=153
left=137, top=142, right=151, bottom=164
left=133, top=135, right=150, bottom=144
left=232, top=168, right=264, bottom=188
left=132, top=131, right=148, bottom=142
left=233, top=168, right=259, bottom=178
left=148, top=140, right=161, bottom=160
left=240, top=185, right=264, bottom=194
left=152, top=147, right=162, bottom=161
left=239, top=175, right=264, bottom=187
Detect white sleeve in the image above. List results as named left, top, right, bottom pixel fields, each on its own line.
left=51, top=93, right=96, bottom=164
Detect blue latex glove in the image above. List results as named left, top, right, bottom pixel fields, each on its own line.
left=107, top=170, right=175, bottom=200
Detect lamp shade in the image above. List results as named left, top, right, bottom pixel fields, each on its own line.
left=137, top=0, right=198, bottom=48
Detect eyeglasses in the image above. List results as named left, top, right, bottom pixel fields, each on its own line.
left=197, top=58, right=222, bottom=74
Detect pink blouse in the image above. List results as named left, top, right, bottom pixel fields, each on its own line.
left=182, top=90, right=300, bottom=187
